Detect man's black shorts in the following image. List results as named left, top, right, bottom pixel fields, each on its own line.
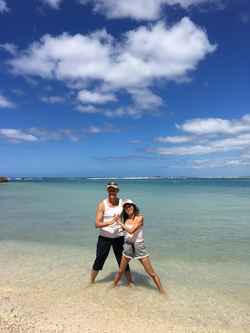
left=93, top=235, right=130, bottom=271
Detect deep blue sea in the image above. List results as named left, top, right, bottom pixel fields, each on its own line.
left=1, top=178, right=250, bottom=332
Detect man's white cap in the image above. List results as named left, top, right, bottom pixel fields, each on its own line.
left=107, top=182, right=119, bottom=189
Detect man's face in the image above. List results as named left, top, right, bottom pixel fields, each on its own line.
left=107, top=186, right=119, bottom=197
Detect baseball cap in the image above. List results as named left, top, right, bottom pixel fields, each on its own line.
left=107, top=182, right=119, bottom=189
left=123, top=199, right=134, bottom=205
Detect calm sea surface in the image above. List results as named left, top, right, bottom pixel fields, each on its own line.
left=1, top=178, right=250, bottom=331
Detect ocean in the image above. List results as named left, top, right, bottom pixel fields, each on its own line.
left=0, top=178, right=250, bottom=332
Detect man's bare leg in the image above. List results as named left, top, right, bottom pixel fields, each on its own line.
left=89, top=269, right=99, bottom=284
left=82, top=269, right=99, bottom=289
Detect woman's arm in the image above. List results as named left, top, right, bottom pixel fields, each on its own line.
left=94, top=202, right=116, bottom=228
left=115, top=215, right=143, bottom=234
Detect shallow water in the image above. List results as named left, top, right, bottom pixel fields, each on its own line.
left=1, top=178, right=250, bottom=331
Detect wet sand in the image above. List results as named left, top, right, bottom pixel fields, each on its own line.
left=1, top=281, right=249, bottom=333
left=0, top=240, right=249, bottom=333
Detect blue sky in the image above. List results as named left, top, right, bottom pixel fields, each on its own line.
left=0, top=0, right=250, bottom=178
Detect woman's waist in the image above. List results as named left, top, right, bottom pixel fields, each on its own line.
left=125, top=240, right=144, bottom=245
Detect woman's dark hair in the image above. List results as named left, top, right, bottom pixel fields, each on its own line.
left=122, top=203, right=140, bottom=222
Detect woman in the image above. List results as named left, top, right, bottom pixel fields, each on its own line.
left=107, top=199, right=169, bottom=298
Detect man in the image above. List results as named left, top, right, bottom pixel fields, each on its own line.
left=87, top=182, right=133, bottom=287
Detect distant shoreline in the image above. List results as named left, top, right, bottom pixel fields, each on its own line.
left=6, top=176, right=250, bottom=181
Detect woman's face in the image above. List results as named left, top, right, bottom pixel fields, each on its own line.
left=124, top=204, right=134, bottom=215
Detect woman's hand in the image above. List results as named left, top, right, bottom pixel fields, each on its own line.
left=114, top=214, right=123, bottom=225
left=108, top=216, right=116, bottom=225
left=108, top=214, right=120, bottom=225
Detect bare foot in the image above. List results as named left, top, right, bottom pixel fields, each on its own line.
left=106, top=285, right=115, bottom=292
left=81, top=283, right=92, bottom=290
left=130, top=283, right=139, bottom=291
left=162, top=292, right=169, bottom=299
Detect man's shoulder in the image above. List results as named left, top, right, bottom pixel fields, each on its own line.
left=97, top=200, right=105, bottom=211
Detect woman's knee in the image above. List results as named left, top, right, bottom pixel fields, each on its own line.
left=148, top=270, right=157, bottom=278
left=118, top=267, right=125, bottom=275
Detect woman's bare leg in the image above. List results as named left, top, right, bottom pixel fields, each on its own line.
left=139, top=257, right=169, bottom=298
left=106, top=256, right=132, bottom=291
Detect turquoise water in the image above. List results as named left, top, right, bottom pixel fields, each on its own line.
left=1, top=178, right=250, bottom=331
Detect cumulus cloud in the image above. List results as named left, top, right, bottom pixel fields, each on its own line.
left=171, top=155, right=250, bottom=170
left=76, top=104, right=127, bottom=117
left=144, top=134, right=250, bottom=155
left=0, top=129, right=38, bottom=144
left=39, top=95, right=67, bottom=104
left=39, top=0, right=62, bottom=9
left=138, top=114, right=250, bottom=169
left=176, top=114, right=250, bottom=136
left=82, top=123, right=123, bottom=133
left=0, top=124, right=124, bottom=143
left=11, top=89, right=25, bottom=96
left=0, top=43, right=17, bottom=55
left=128, top=88, right=163, bottom=110
left=0, top=93, right=17, bottom=108
left=103, top=155, right=153, bottom=161
left=5, top=18, right=217, bottom=117
left=0, top=0, right=9, bottom=13
left=77, top=90, right=117, bottom=104
left=77, top=0, right=226, bottom=20
left=239, top=11, right=250, bottom=25
left=130, top=140, right=141, bottom=144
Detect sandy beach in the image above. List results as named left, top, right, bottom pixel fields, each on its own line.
left=1, top=179, right=250, bottom=332
left=1, top=279, right=249, bottom=333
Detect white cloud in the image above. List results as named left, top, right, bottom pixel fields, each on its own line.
left=139, top=114, right=250, bottom=169
left=241, top=149, right=250, bottom=161
left=104, top=155, right=153, bottom=161
left=40, top=0, right=62, bottom=9
left=77, top=90, right=117, bottom=104
left=27, top=127, right=62, bottom=141
left=26, top=77, right=39, bottom=87
left=0, top=43, right=17, bottom=55
left=59, top=128, right=85, bottom=141
left=128, top=88, right=163, bottom=110
left=77, top=0, right=226, bottom=20
left=172, top=155, right=249, bottom=170
left=103, top=107, right=126, bottom=117
left=0, top=0, right=9, bottom=13
left=239, top=11, right=250, bottom=25
left=0, top=129, right=38, bottom=144
left=152, top=135, right=197, bottom=143
left=0, top=125, right=124, bottom=143
left=0, top=93, right=17, bottom=108
left=131, top=140, right=141, bottom=144
left=176, top=114, right=250, bottom=136
left=11, top=89, right=25, bottom=96
left=78, top=0, right=164, bottom=20
left=82, top=125, right=102, bottom=133
left=76, top=105, right=100, bottom=114
left=144, top=133, right=250, bottom=156
left=39, top=95, right=67, bottom=104
left=6, top=18, right=216, bottom=117
left=76, top=104, right=129, bottom=117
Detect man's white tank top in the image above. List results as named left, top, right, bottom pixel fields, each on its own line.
left=99, top=199, right=124, bottom=238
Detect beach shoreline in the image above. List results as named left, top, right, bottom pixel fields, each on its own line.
left=1, top=285, right=249, bottom=333
left=1, top=179, right=250, bottom=333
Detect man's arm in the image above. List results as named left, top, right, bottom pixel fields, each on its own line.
left=94, top=201, right=116, bottom=228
